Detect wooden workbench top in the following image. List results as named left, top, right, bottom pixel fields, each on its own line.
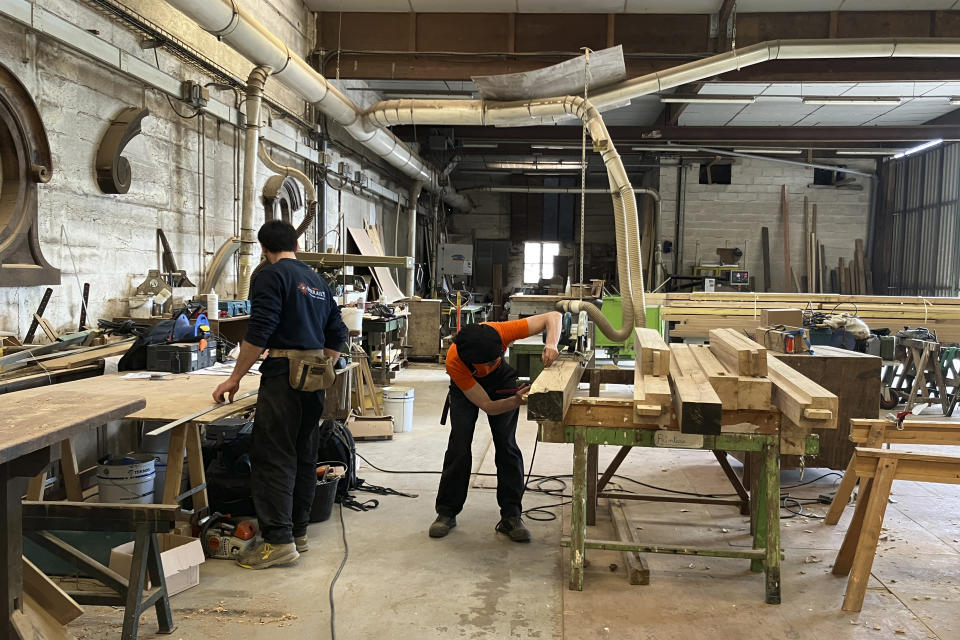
left=0, top=390, right=145, bottom=465
left=18, top=373, right=260, bottom=425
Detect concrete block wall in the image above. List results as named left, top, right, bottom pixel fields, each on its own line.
left=0, top=1, right=401, bottom=337
left=658, top=157, right=875, bottom=292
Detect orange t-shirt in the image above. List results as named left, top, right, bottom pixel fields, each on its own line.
left=446, top=319, right=531, bottom=391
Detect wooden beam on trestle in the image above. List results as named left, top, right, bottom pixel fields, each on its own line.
left=708, top=328, right=768, bottom=377
left=634, top=328, right=671, bottom=418
left=766, top=352, right=838, bottom=429
left=527, top=359, right=587, bottom=422
left=635, top=328, right=670, bottom=376
left=669, top=345, right=722, bottom=435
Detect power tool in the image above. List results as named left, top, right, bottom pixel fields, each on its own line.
left=200, top=513, right=258, bottom=560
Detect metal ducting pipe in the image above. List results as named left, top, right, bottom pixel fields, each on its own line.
left=238, top=65, right=270, bottom=300
left=407, top=180, right=423, bottom=298
left=467, top=186, right=660, bottom=200
left=258, top=141, right=318, bottom=238
left=161, top=0, right=469, bottom=211
left=367, top=95, right=647, bottom=336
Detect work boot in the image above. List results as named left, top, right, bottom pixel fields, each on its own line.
left=496, top=516, right=532, bottom=543
left=294, top=535, right=309, bottom=553
left=428, top=515, right=457, bottom=538
left=236, top=541, right=299, bottom=569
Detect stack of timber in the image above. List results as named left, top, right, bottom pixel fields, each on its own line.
left=0, top=338, right=133, bottom=394
left=655, top=292, right=960, bottom=342
left=528, top=328, right=835, bottom=452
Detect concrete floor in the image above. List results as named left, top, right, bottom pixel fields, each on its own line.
left=70, top=363, right=960, bottom=639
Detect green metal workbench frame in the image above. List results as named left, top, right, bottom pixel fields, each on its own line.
left=549, top=424, right=819, bottom=604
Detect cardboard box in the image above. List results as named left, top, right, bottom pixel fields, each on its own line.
left=757, top=326, right=810, bottom=354
left=109, top=534, right=205, bottom=596
left=761, top=308, right=803, bottom=327
left=347, top=415, right=394, bottom=440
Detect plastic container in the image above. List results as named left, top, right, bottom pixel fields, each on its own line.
left=382, top=386, right=414, bottom=433
left=341, top=307, right=363, bottom=334
left=97, top=455, right=156, bottom=504
left=309, top=476, right=341, bottom=523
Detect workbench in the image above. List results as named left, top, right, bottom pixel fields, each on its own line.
left=0, top=388, right=146, bottom=639
left=506, top=335, right=548, bottom=382
left=23, top=373, right=260, bottom=509
left=527, top=328, right=836, bottom=604
left=362, top=314, right=407, bottom=385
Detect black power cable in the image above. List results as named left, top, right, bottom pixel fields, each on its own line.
left=329, top=503, right=348, bottom=640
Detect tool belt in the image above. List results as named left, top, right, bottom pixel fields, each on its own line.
left=271, top=348, right=335, bottom=392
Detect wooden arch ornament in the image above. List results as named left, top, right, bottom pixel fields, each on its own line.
left=0, top=63, right=59, bottom=286
left=95, top=106, right=149, bottom=194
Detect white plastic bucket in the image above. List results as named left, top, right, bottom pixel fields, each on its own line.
left=342, top=307, right=363, bottom=334
left=97, top=456, right=156, bottom=504
left=382, top=386, right=415, bottom=433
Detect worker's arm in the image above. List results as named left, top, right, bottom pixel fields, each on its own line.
left=524, top=311, right=562, bottom=367
left=462, top=383, right=531, bottom=416
left=212, top=340, right=265, bottom=403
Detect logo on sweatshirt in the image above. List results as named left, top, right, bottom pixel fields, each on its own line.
left=297, top=282, right=326, bottom=300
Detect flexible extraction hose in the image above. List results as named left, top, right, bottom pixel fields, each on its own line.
left=257, top=141, right=318, bottom=238
left=238, top=65, right=271, bottom=300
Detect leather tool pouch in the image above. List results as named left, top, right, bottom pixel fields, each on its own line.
left=289, top=356, right=335, bottom=391
left=280, top=351, right=335, bottom=391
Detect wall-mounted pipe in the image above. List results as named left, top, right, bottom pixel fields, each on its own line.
left=161, top=0, right=469, bottom=211
left=238, top=65, right=270, bottom=300
left=407, top=181, right=423, bottom=298
left=258, top=141, right=318, bottom=238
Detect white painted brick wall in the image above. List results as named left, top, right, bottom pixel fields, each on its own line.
left=659, top=157, right=875, bottom=292
left=0, top=2, right=404, bottom=336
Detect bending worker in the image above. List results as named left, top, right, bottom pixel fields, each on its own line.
left=214, top=220, right=347, bottom=570
left=429, top=312, right=562, bottom=543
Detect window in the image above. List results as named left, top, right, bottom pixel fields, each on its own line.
left=524, top=241, right=560, bottom=283
left=699, top=162, right=732, bottom=185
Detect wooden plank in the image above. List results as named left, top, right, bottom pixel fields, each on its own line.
left=39, top=341, right=132, bottom=370
left=634, top=328, right=670, bottom=376
left=527, top=359, right=586, bottom=422
left=803, top=196, right=810, bottom=293
left=850, top=418, right=960, bottom=445
left=0, top=391, right=145, bottom=466
left=23, top=557, right=83, bottom=625
left=855, top=238, right=868, bottom=294
left=608, top=500, right=650, bottom=585
left=781, top=185, right=792, bottom=292
left=687, top=345, right=738, bottom=409
left=11, top=593, right=77, bottom=640
left=347, top=226, right=406, bottom=303
left=668, top=345, right=722, bottom=435
left=761, top=226, right=771, bottom=292
left=765, top=352, right=838, bottom=429
left=708, top=328, right=768, bottom=377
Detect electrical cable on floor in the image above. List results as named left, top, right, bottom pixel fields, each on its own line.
left=328, top=502, right=348, bottom=640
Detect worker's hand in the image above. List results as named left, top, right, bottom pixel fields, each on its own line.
left=507, top=385, right=531, bottom=409
left=542, top=346, right=560, bottom=368
left=213, top=377, right=241, bottom=403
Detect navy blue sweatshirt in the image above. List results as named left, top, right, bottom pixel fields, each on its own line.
left=244, top=258, right=349, bottom=377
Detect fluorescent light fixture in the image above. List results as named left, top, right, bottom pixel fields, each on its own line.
left=530, top=144, right=583, bottom=150
left=732, top=148, right=803, bottom=155
left=892, top=139, right=943, bottom=159
left=487, top=161, right=582, bottom=170
left=836, top=149, right=900, bottom=156
left=802, top=96, right=901, bottom=106
left=660, top=95, right=756, bottom=105
left=461, top=143, right=498, bottom=149
left=630, top=145, right=700, bottom=153
left=949, top=97, right=960, bottom=105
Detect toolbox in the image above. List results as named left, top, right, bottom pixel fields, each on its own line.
left=218, top=300, right=250, bottom=317
left=146, top=340, right=217, bottom=373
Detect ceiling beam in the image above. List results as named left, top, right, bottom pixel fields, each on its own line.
left=397, top=125, right=960, bottom=145
left=315, top=10, right=960, bottom=81
left=716, top=0, right=737, bottom=51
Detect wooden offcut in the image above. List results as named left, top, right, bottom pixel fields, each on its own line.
left=766, top=352, right=838, bottom=429
left=634, top=328, right=670, bottom=376
left=689, top=345, right=772, bottom=411
left=527, top=359, right=586, bottom=422
left=23, top=556, right=83, bottom=625
left=708, top=328, right=768, bottom=377
left=780, top=185, right=792, bottom=292
left=668, top=345, right=722, bottom=435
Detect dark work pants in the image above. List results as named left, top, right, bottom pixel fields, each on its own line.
left=435, top=384, right=524, bottom=519
left=251, top=373, right=324, bottom=544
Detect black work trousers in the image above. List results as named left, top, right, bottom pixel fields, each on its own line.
left=436, top=370, right=524, bottom=519
left=250, top=373, right=324, bottom=544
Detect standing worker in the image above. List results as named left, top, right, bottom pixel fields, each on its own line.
left=214, top=220, right=348, bottom=569
left=429, top=312, right=562, bottom=542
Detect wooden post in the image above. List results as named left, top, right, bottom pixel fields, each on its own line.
left=569, top=428, right=587, bottom=591
left=527, top=359, right=586, bottom=422
left=763, top=439, right=781, bottom=605
left=761, top=226, right=771, bottom=292
left=781, top=185, right=791, bottom=292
